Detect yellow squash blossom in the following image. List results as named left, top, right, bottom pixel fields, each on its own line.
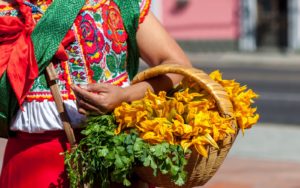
left=114, top=70, right=259, bottom=157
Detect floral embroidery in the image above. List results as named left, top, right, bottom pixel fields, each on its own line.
left=74, top=1, right=129, bottom=83
left=0, top=0, right=152, bottom=102
left=67, top=40, right=90, bottom=85
left=76, top=12, right=105, bottom=65
left=75, top=12, right=105, bottom=83
left=72, top=71, right=86, bottom=80
left=81, top=0, right=106, bottom=12
left=26, top=61, right=76, bottom=101
left=102, top=1, right=127, bottom=54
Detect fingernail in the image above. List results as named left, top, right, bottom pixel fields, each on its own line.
left=79, top=84, right=88, bottom=89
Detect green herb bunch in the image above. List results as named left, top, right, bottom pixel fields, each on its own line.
left=65, top=115, right=190, bottom=188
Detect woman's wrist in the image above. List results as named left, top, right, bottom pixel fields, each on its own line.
left=122, top=82, right=153, bottom=103
left=123, top=72, right=185, bottom=104
left=121, top=86, right=131, bottom=103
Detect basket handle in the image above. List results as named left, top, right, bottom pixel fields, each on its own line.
left=132, top=64, right=233, bottom=117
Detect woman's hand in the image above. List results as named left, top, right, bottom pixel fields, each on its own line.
left=71, top=83, right=127, bottom=115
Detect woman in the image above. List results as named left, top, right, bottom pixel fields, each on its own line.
left=0, top=0, right=191, bottom=187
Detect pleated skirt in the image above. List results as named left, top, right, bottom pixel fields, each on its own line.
left=0, top=131, right=70, bottom=188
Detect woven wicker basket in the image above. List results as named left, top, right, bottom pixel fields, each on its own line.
left=131, top=64, right=239, bottom=188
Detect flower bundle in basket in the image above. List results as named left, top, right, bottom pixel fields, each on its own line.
left=65, top=64, right=259, bottom=188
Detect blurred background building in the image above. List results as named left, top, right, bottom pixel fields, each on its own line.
left=151, top=0, right=300, bottom=53
left=149, top=1, right=300, bottom=187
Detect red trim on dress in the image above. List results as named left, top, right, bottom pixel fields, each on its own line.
left=139, top=0, right=152, bottom=24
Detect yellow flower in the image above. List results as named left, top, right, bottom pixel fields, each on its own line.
left=194, top=112, right=211, bottom=128
left=172, top=120, right=193, bottom=136
left=141, top=132, right=164, bottom=144
left=190, top=134, right=219, bottom=158
left=209, top=70, right=222, bottom=81
left=174, top=88, right=202, bottom=103
left=113, top=69, right=259, bottom=157
left=180, top=140, right=193, bottom=152
left=194, top=144, right=208, bottom=158
left=209, top=70, right=259, bottom=133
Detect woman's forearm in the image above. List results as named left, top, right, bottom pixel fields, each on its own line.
left=123, top=72, right=184, bottom=103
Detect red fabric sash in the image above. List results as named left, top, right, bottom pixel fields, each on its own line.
left=0, top=8, right=38, bottom=107
left=0, top=2, right=74, bottom=107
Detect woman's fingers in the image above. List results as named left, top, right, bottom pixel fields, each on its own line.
left=86, top=83, right=108, bottom=93
left=71, top=84, right=106, bottom=115
left=71, top=83, right=125, bottom=114
left=71, top=84, right=101, bottom=105
left=78, top=108, right=88, bottom=115
left=77, top=98, right=105, bottom=115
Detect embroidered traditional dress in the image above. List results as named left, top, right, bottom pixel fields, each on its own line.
left=0, top=0, right=151, bottom=187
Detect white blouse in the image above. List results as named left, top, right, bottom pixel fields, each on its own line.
left=11, top=100, right=85, bottom=133
left=11, top=81, right=130, bottom=133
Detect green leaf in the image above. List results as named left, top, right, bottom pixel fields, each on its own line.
left=113, top=136, right=123, bottom=146
left=120, top=53, right=127, bottom=70
left=143, top=156, right=151, bottom=167
left=114, top=155, right=124, bottom=169
left=123, top=178, right=131, bottom=187
left=81, top=129, right=91, bottom=136
left=126, top=145, right=134, bottom=154
left=91, top=65, right=104, bottom=83
left=94, top=13, right=101, bottom=22
left=102, top=160, right=113, bottom=168
left=165, top=157, right=172, bottom=166
left=116, top=146, right=125, bottom=153
left=106, top=151, right=116, bottom=160
left=121, top=156, right=131, bottom=166
left=158, top=161, right=168, bottom=174
left=150, top=157, right=157, bottom=170
left=133, top=139, right=143, bottom=152
left=106, top=54, right=117, bottom=73
left=124, top=134, right=134, bottom=145
left=170, top=165, right=180, bottom=176
left=98, top=147, right=109, bottom=157
left=175, top=175, right=185, bottom=186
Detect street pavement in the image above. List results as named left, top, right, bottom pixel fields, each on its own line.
left=202, top=123, right=300, bottom=188
left=1, top=52, right=300, bottom=187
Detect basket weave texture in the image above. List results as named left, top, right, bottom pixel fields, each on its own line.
left=131, top=64, right=239, bottom=188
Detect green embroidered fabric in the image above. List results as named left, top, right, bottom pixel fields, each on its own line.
left=31, top=0, right=85, bottom=72
left=0, top=0, right=85, bottom=138
left=114, top=0, right=140, bottom=81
